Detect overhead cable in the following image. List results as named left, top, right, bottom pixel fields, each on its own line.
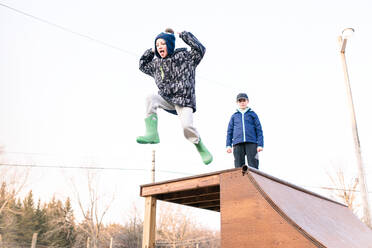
left=0, top=2, right=137, bottom=56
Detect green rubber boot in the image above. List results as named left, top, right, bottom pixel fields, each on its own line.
left=195, top=139, right=213, bottom=165
left=136, top=114, right=160, bottom=144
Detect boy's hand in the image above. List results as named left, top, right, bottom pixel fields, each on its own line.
left=257, top=146, right=263, bottom=152
left=226, top=147, right=232, bottom=153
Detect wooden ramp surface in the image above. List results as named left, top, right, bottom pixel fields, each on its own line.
left=140, top=167, right=372, bottom=248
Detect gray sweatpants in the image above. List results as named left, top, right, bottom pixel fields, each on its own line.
left=145, top=94, right=200, bottom=144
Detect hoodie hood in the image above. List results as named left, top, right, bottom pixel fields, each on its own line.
left=154, top=32, right=175, bottom=58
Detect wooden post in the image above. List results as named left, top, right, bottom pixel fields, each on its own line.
left=142, top=196, right=156, bottom=248
left=86, top=237, right=90, bottom=248
left=142, top=149, right=157, bottom=248
left=110, top=237, right=113, bottom=248
left=31, top=233, right=38, bottom=248
left=151, top=150, right=155, bottom=183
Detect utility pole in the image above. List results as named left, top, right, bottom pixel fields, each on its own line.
left=339, top=28, right=371, bottom=227
left=152, top=150, right=156, bottom=183
left=142, top=149, right=157, bottom=248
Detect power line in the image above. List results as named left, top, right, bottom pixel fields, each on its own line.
left=0, top=162, right=194, bottom=176
left=2, top=152, right=372, bottom=192
left=2, top=162, right=371, bottom=194
left=0, top=2, right=137, bottom=57
left=300, top=184, right=372, bottom=194
left=1, top=151, right=194, bottom=175
left=3, top=150, right=131, bottom=160
left=0, top=2, right=230, bottom=89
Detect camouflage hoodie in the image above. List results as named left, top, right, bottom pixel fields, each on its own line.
left=139, top=31, right=206, bottom=113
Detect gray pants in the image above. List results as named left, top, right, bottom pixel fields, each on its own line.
left=146, top=94, right=200, bottom=144
left=233, top=142, right=259, bottom=169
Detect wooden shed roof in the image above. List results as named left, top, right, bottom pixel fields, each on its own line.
left=140, top=166, right=372, bottom=247
left=140, top=167, right=342, bottom=212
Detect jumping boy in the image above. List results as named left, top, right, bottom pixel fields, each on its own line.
left=226, top=93, right=264, bottom=169
left=137, top=28, right=213, bottom=165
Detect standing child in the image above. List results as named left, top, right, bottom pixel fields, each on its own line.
left=226, top=93, right=264, bottom=169
left=137, top=28, right=213, bottom=165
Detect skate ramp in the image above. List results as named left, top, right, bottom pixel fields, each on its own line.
left=140, top=167, right=372, bottom=247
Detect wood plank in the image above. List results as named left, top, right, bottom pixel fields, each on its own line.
left=220, top=170, right=317, bottom=248
left=142, top=196, right=156, bottom=248
left=204, top=206, right=220, bottom=211
left=158, top=187, right=220, bottom=201
left=251, top=171, right=372, bottom=247
left=140, top=168, right=237, bottom=188
left=141, top=174, right=220, bottom=197
left=168, top=194, right=220, bottom=205
left=160, top=191, right=220, bottom=202
left=185, top=200, right=220, bottom=209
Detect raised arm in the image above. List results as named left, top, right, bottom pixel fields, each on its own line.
left=139, top=49, right=155, bottom=77
left=179, top=31, right=206, bottom=66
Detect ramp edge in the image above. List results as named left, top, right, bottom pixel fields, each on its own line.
left=245, top=169, right=327, bottom=248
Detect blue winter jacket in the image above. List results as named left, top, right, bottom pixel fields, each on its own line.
left=226, top=108, right=264, bottom=147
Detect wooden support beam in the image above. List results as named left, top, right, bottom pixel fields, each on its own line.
left=142, top=196, right=157, bottom=248
left=185, top=200, right=220, bottom=209
left=169, top=194, right=220, bottom=205
left=204, top=206, right=220, bottom=211
left=141, top=175, right=219, bottom=197
left=158, top=186, right=220, bottom=201
left=31, top=233, right=38, bottom=248
left=109, top=237, right=113, bottom=248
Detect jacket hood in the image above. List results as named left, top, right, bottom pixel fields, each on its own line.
left=154, top=32, right=175, bottom=58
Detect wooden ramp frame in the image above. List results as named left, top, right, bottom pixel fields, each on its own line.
left=140, top=167, right=372, bottom=248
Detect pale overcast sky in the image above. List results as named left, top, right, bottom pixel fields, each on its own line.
left=1, top=0, right=372, bottom=225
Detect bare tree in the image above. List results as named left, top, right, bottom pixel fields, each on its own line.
left=0, top=146, right=29, bottom=215
left=101, top=204, right=143, bottom=248
left=72, top=171, right=115, bottom=248
left=156, top=202, right=220, bottom=248
left=327, top=166, right=360, bottom=214
left=122, top=203, right=143, bottom=248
